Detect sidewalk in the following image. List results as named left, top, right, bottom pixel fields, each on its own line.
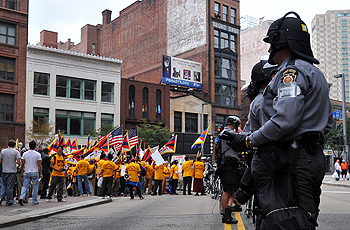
left=0, top=195, right=111, bottom=228
left=322, top=174, right=350, bottom=188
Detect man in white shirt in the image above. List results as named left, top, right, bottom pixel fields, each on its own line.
left=18, top=141, right=42, bottom=206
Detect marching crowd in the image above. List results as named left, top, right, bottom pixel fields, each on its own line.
left=0, top=139, right=209, bottom=206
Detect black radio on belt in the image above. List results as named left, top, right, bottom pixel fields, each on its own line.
left=302, top=132, right=324, bottom=155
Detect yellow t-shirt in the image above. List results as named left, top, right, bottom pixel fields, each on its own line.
left=68, top=167, right=77, bottom=183
left=101, top=161, right=117, bottom=178
left=76, top=159, right=90, bottom=176
left=145, top=164, right=154, bottom=179
left=170, top=165, right=179, bottom=179
left=193, top=161, right=204, bottom=179
left=154, top=164, right=164, bottom=180
left=115, top=164, right=122, bottom=178
left=163, top=166, right=170, bottom=177
left=182, top=160, right=193, bottom=177
left=141, top=161, right=146, bottom=168
left=51, top=155, right=67, bottom=177
left=126, top=162, right=141, bottom=182
left=97, top=160, right=105, bottom=173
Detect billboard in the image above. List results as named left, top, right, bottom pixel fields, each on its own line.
left=162, top=55, right=202, bottom=89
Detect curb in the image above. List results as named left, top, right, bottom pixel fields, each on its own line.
left=0, top=198, right=112, bottom=228
left=322, top=181, right=350, bottom=188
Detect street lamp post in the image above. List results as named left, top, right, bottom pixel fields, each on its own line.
left=201, top=102, right=208, bottom=157
left=334, top=73, right=348, bottom=161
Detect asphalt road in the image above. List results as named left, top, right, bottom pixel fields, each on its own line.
left=5, top=184, right=350, bottom=230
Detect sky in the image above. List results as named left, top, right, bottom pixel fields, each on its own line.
left=28, top=0, right=350, bottom=45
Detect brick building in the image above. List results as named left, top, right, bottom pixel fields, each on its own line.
left=0, top=0, right=28, bottom=148
left=57, top=0, right=241, bottom=155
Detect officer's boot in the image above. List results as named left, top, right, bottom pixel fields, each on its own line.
left=222, top=206, right=238, bottom=224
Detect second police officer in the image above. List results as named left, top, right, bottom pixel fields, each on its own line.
left=220, top=12, right=333, bottom=230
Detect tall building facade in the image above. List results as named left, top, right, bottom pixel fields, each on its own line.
left=57, top=0, right=241, bottom=156
left=0, top=0, right=28, bottom=148
left=312, top=10, right=350, bottom=102
left=240, top=15, right=258, bottom=30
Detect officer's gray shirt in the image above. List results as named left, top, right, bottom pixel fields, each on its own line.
left=250, top=57, right=333, bottom=145
left=248, top=90, right=264, bottom=132
left=220, top=127, right=240, bottom=159
left=0, top=148, right=20, bottom=173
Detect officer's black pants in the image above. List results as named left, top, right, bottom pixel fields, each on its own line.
left=251, top=147, right=326, bottom=222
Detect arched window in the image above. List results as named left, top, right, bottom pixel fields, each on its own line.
left=156, top=89, right=162, bottom=120
left=142, top=87, right=149, bottom=119
left=129, top=85, right=135, bottom=118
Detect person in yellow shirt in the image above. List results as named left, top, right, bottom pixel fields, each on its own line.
left=170, top=160, right=180, bottom=195
left=181, top=156, right=193, bottom=195
left=126, top=158, right=144, bottom=200
left=67, top=164, right=79, bottom=197
left=193, top=156, right=205, bottom=196
left=162, top=161, right=170, bottom=194
left=75, top=155, right=92, bottom=196
left=143, top=159, right=154, bottom=195
left=97, top=153, right=106, bottom=196
left=100, top=154, right=118, bottom=199
left=111, top=159, right=122, bottom=197
left=152, top=162, right=164, bottom=196
left=47, top=146, right=67, bottom=202
left=88, top=159, right=96, bottom=196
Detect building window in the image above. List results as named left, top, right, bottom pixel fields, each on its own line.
left=0, top=57, right=15, bottom=81
left=174, top=111, right=182, bottom=132
left=343, top=64, right=349, bottom=67
left=70, top=78, right=82, bottom=99
left=0, top=22, right=16, bottom=46
left=156, top=89, right=162, bottom=120
left=231, top=8, right=237, bottom=24
left=342, top=31, right=348, bottom=35
left=215, top=114, right=227, bottom=133
left=214, top=29, right=237, bottom=52
left=342, top=53, right=349, bottom=57
left=5, top=0, right=17, bottom=10
left=84, top=80, right=95, bottom=100
left=215, top=84, right=237, bottom=108
left=214, top=2, right=220, bottom=18
left=343, top=47, right=349, bottom=51
left=215, top=57, right=237, bottom=80
left=342, top=36, right=348, bottom=40
left=56, top=76, right=68, bottom=97
left=33, top=108, right=49, bottom=133
left=0, top=93, right=14, bottom=122
left=344, top=69, right=349, bottom=72
left=34, top=72, right=49, bottom=96
left=185, top=113, right=198, bottom=133
left=101, top=113, right=113, bottom=127
left=343, top=58, right=349, bottom=62
left=129, top=85, right=135, bottom=118
left=203, top=114, right=208, bottom=131
left=101, top=82, right=114, bottom=103
left=55, top=110, right=95, bottom=136
left=92, top=43, right=96, bottom=55
left=342, top=26, right=348, bottom=29
left=222, top=5, right=228, bottom=22
left=142, top=87, right=149, bottom=119
left=56, top=76, right=96, bottom=100
left=343, top=42, right=348, bottom=45
left=214, top=29, right=219, bottom=48
left=341, top=20, right=347, bottom=24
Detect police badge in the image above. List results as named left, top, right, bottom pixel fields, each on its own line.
left=278, top=68, right=301, bottom=98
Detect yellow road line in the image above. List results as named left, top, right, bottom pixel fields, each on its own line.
left=234, top=212, right=246, bottom=230
left=224, top=223, right=232, bottom=230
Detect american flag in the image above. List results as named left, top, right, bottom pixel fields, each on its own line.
left=129, top=128, right=138, bottom=147
left=107, top=126, right=123, bottom=149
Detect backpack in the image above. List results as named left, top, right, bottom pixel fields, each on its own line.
left=138, top=163, right=146, bottom=177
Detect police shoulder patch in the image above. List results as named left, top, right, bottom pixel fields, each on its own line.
left=281, top=68, right=298, bottom=85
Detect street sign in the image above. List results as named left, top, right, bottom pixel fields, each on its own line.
left=333, top=110, right=341, bottom=119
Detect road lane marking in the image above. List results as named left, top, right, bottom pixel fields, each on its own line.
left=234, top=212, right=246, bottom=230
left=224, top=223, right=232, bottom=230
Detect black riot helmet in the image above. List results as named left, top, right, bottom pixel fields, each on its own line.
left=226, top=116, right=241, bottom=129
left=247, top=60, right=278, bottom=101
left=263, top=11, right=319, bottom=65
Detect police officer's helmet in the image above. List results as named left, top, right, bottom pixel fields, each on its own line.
left=247, top=60, right=278, bottom=101
left=263, top=11, right=319, bottom=65
left=226, top=116, right=241, bottom=126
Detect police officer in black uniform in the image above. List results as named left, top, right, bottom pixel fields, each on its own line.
left=220, top=12, right=333, bottom=230
left=216, top=116, right=242, bottom=224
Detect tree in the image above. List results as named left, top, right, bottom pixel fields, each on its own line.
left=138, top=119, right=173, bottom=148
left=325, top=116, right=350, bottom=157
left=26, top=119, right=55, bottom=146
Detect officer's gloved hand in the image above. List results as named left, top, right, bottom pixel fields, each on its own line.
left=227, top=133, right=248, bottom=152
left=218, top=130, right=235, bottom=141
